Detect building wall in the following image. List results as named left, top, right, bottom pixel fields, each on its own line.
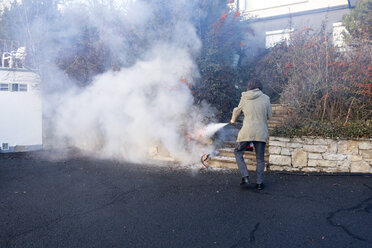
left=0, top=69, right=42, bottom=152
left=239, top=0, right=349, bottom=19
left=244, top=9, right=350, bottom=57
left=236, top=0, right=354, bottom=57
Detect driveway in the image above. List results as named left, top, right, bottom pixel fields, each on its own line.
left=1, top=151, right=371, bottom=248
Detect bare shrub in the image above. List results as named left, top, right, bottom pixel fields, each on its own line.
left=250, top=26, right=371, bottom=129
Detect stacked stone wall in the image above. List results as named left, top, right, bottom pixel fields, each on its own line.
left=268, top=136, right=372, bottom=173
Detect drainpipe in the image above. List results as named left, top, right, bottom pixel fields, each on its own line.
left=347, top=0, right=351, bottom=8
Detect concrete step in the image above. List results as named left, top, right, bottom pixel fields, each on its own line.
left=207, top=156, right=257, bottom=170
left=207, top=155, right=267, bottom=171
left=270, top=116, right=286, bottom=122
left=206, top=146, right=269, bottom=170
left=268, top=123, right=281, bottom=129
left=271, top=104, right=287, bottom=108
left=272, top=104, right=292, bottom=112
left=218, top=147, right=269, bottom=160
left=268, top=119, right=284, bottom=125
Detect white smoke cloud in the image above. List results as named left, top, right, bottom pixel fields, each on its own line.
left=43, top=0, right=219, bottom=164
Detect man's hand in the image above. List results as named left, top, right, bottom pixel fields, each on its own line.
left=230, top=120, right=235, bottom=124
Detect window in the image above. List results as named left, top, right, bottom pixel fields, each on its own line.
left=2, top=143, right=9, bottom=150
left=0, top=83, right=9, bottom=91
left=20, top=84, right=28, bottom=92
left=2, top=83, right=28, bottom=92
left=333, top=22, right=348, bottom=51
left=11, top=83, right=19, bottom=92
left=265, top=28, right=293, bottom=48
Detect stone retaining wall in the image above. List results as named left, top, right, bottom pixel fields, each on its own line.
left=268, top=136, right=372, bottom=173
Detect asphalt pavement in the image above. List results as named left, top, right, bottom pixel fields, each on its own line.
left=1, top=151, right=371, bottom=248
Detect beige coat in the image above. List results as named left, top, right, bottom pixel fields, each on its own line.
left=231, top=89, right=272, bottom=143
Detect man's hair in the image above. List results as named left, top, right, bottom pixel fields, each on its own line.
left=247, top=79, right=263, bottom=91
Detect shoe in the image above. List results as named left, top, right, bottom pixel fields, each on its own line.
left=256, top=183, right=264, bottom=190
left=240, top=176, right=250, bottom=186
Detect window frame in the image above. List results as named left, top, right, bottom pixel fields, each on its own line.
left=11, top=83, right=19, bottom=92
left=0, top=83, right=9, bottom=91
left=19, top=84, right=28, bottom=92
left=2, top=143, right=9, bottom=150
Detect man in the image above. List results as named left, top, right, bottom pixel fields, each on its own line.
left=230, top=79, right=272, bottom=190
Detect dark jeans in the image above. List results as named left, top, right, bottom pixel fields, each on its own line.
left=234, top=141, right=266, bottom=184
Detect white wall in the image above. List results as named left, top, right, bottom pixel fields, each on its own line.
left=0, top=70, right=42, bottom=151
left=239, top=0, right=349, bottom=18
left=239, top=0, right=351, bottom=58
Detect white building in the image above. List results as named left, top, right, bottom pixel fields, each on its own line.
left=233, top=0, right=358, bottom=57
left=0, top=40, right=42, bottom=153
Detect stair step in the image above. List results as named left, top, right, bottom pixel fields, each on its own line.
left=207, top=155, right=267, bottom=171
left=208, top=156, right=256, bottom=170
left=268, top=122, right=282, bottom=126
left=268, top=124, right=281, bottom=129
left=268, top=116, right=284, bottom=123
left=218, top=147, right=269, bottom=160
left=268, top=119, right=283, bottom=124
left=272, top=109, right=290, bottom=114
